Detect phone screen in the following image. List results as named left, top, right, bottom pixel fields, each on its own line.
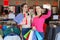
left=43, top=4, right=51, bottom=9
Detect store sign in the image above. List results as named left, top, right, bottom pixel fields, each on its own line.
left=35, top=1, right=39, bottom=5
left=53, top=1, right=58, bottom=6
left=4, top=0, right=9, bottom=6
left=16, top=1, right=19, bottom=5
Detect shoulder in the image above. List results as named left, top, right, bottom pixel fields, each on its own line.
left=16, top=13, right=24, bottom=17
left=33, top=16, right=37, bottom=20
left=17, top=13, right=23, bottom=16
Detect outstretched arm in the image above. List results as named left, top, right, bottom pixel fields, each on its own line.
left=42, top=10, right=51, bottom=19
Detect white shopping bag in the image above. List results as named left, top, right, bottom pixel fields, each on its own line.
left=28, top=30, right=34, bottom=40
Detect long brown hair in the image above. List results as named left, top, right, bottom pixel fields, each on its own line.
left=35, top=5, right=43, bottom=16
left=35, top=5, right=48, bottom=17
left=20, top=3, right=27, bottom=13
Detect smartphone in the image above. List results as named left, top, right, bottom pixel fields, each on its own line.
left=43, top=4, right=51, bottom=9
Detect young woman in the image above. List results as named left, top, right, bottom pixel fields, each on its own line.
left=14, top=3, right=31, bottom=40
left=32, top=4, right=51, bottom=40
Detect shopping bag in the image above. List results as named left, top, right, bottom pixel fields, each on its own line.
left=14, top=13, right=24, bottom=25
left=28, top=30, right=34, bottom=40
left=35, top=30, right=43, bottom=40
left=32, top=30, right=37, bottom=40
left=26, top=33, right=30, bottom=40
left=24, top=30, right=31, bottom=39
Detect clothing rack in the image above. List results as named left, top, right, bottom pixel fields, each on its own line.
left=49, top=21, right=60, bottom=24
left=0, top=20, right=16, bottom=25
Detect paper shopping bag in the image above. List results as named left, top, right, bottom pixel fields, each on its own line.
left=35, top=30, right=43, bottom=40
left=24, top=30, right=31, bottom=39
left=32, top=30, right=37, bottom=40
left=28, top=30, right=34, bottom=40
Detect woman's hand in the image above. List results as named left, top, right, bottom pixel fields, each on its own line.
left=32, top=27, right=36, bottom=30
left=46, top=4, right=51, bottom=10
left=43, top=4, right=51, bottom=10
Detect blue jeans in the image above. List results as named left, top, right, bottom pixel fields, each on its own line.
left=22, top=28, right=31, bottom=40
left=39, top=32, right=44, bottom=40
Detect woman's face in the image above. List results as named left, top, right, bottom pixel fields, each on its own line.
left=36, top=6, right=42, bottom=16
left=23, top=5, right=28, bottom=12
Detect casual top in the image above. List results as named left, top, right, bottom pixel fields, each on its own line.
left=14, top=13, right=24, bottom=25
left=14, top=13, right=31, bottom=28
left=32, top=10, right=51, bottom=32
left=4, top=27, right=20, bottom=36
left=22, top=14, right=31, bottom=28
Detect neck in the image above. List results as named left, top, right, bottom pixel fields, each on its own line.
left=37, top=12, right=42, bottom=17
left=23, top=11, right=26, bottom=14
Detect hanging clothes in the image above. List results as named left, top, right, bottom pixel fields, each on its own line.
left=4, top=27, right=20, bottom=37
left=4, top=35, right=21, bottom=40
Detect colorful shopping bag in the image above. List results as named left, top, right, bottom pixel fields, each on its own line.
left=14, top=13, right=24, bottom=25
left=35, top=30, right=43, bottom=40
left=26, top=32, right=30, bottom=40
left=28, top=30, right=34, bottom=40
left=32, top=30, right=37, bottom=40
left=24, top=30, right=31, bottom=39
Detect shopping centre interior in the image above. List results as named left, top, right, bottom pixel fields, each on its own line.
left=0, top=0, right=60, bottom=40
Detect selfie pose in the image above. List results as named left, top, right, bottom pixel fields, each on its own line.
left=32, top=4, right=51, bottom=40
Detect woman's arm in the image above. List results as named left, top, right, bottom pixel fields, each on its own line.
left=31, top=17, right=36, bottom=30
left=42, top=4, right=51, bottom=19
left=42, top=10, right=51, bottom=19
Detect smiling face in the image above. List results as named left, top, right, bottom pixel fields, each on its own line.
left=23, top=4, right=28, bottom=12
left=36, top=6, right=42, bottom=16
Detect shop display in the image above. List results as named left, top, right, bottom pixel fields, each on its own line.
left=53, top=15, right=59, bottom=20
left=0, top=29, right=3, bottom=36
left=55, top=32, right=60, bottom=40
left=3, top=7, right=8, bottom=14
left=0, top=1, right=59, bottom=40
left=2, top=25, right=8, bottom=31
left=52, top=7, right=57, bottom=14
left=4, top=35, right=21, bottom=40
left=15, top=6, right=20, bottom=14
left=8, top=6, right=15, bottom=13
left=0, top=24, right=2, bottom=29
left=8, top=12, right=15, bottom=19
left=0, top=6, right=3, bottom=15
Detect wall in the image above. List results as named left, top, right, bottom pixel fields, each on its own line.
left=0, top=0, right=58, bottom=6
left=0, top=0, right=3, bottom=5
left=26, top=0, right=58, bottom=6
